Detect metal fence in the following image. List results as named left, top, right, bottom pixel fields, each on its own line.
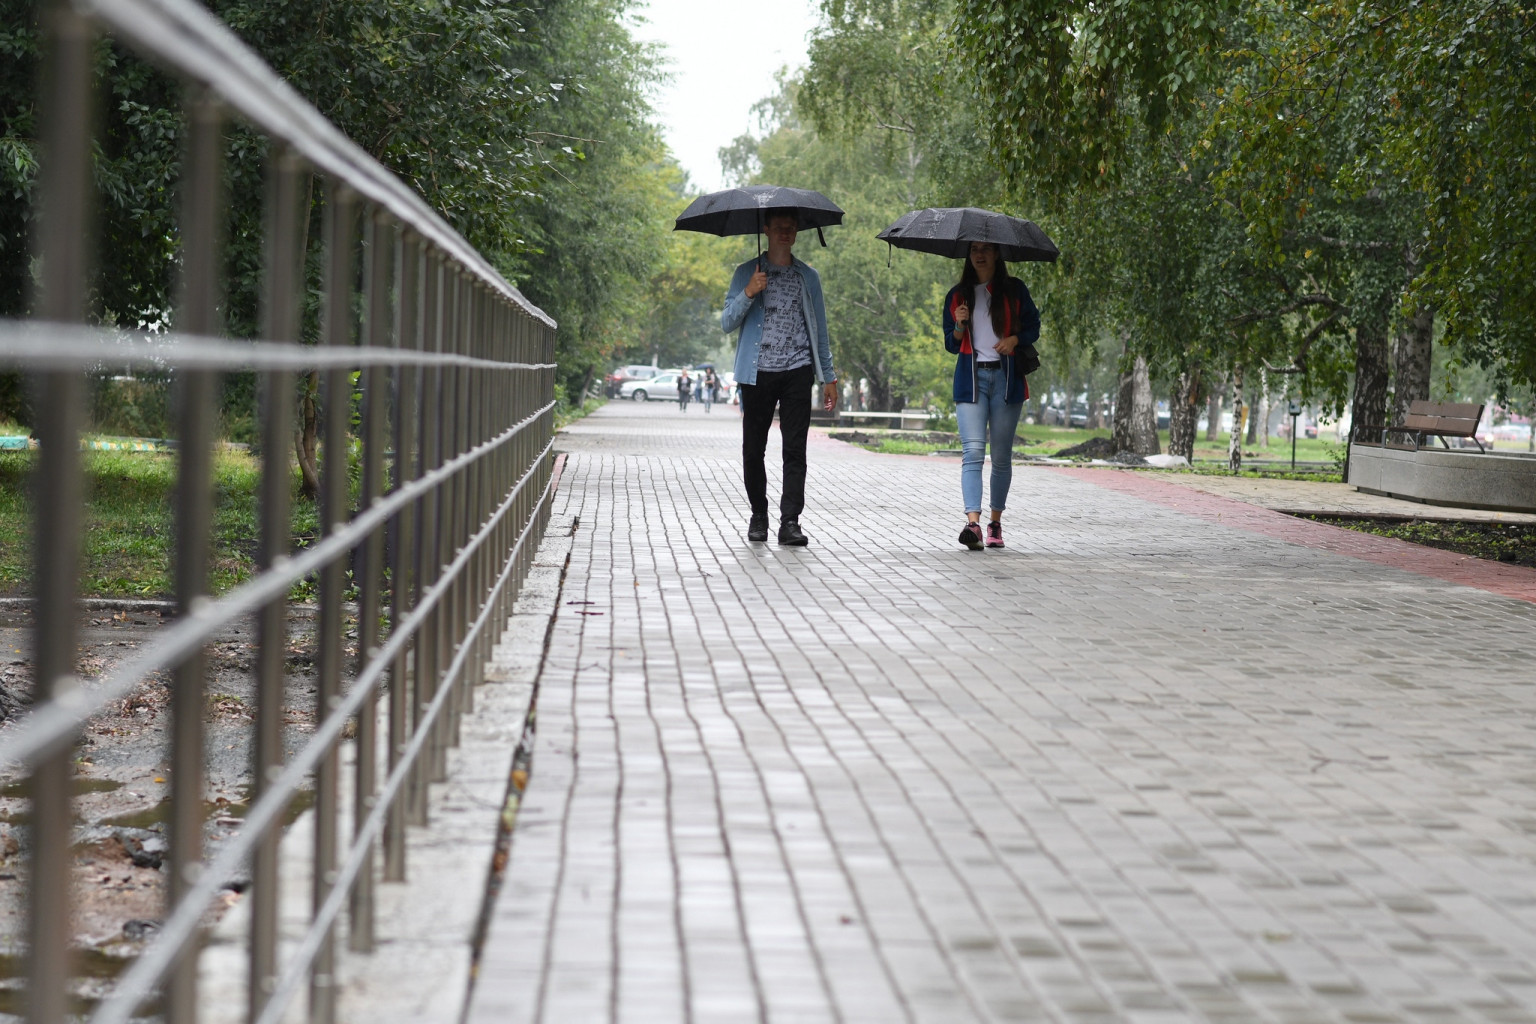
left=0, top=0, right=558, bottom=1021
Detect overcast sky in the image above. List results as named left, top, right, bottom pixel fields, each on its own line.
left=627, top=0, right=822, bottom=194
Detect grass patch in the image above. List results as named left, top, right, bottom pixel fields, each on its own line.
left=871, top=437, right=957, bottom=455
left=1182, top=463, right=1343, bottom=483
left=1296, top=515, right=1536, bottom=567
left=829, top=423, right=1345, bottom=481
left=0, top=448, right=319, bottom=599
left=556, top=395, right=606, bottom=429
left=0, top=454, right=28, bottom=593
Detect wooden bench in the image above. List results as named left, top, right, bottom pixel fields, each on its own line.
left=1382, top=400, right=1486, bottom=453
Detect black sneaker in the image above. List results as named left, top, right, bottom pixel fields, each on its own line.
left=777, top=518, right=809, bottom=546
left=958, top=521, right=984, bottom=550
left=747, top=513, right=769, bottom=542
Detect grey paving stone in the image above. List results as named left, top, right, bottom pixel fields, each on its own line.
left=465, top=402, right=1536, bottom=1024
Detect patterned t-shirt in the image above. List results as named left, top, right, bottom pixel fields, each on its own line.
left=756, top=262, right=812, bottom=373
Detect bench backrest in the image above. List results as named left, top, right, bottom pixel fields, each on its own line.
left=1401, top=400, right=1484, bottom=437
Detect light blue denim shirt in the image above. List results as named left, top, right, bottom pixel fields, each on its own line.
left=721, top=256, right=836, bottom=386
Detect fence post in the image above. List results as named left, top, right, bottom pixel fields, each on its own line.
left=386, top=232, right=421, bottom=882
left=350, top=211, right=393, bottom=953
left=250, top=146, right=305, bottom=1022
left=29, top=3, right=94, bottom=1022
left=312, top=181, right=357, bottom=1024
left=166, top=87, right=225, bottom=1024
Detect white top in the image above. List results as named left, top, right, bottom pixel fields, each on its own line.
left=971, top=285, right=999, bottom=361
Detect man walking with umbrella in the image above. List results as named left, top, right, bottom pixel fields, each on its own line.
left=721, top=210, right=839, bottom=545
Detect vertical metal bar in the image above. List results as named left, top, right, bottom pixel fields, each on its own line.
left=385, top=233, right=420, bottom=880
left=433, top=270, right=462, bottom=780
left=350, top=212, right=391, bottom=953
left=250, top=146, right=303, bottom=1024
left=480, top=293, right=496, bottom=675
left=29, top=5, right=92, bottom=1022
left=313, top=182, right=356, bottom=1024
left=167, top=90, right=225, bottom=1024
left=450, top=278, right=471, bottom=736
left=460, top=287, right=481, bottom=711
left=470, top=290, right=487, bottom=695
left=490, top=301, right=506, bottom=634
left=409, top=252, right=443, bottom=825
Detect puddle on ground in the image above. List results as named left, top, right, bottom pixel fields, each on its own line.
left=0, top=777, right=124, bottom=799
left=100, top=787, right=314, bottom=831
left=0, top=946, right=151, bottom=1017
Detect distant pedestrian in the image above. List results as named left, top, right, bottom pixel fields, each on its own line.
left=943, top=241, right=1040, bottom=550
left=722, top=210, right=838, bottom=545
left=702, top=368, right=717, bottom=413
left=677, top=371, right=691, bottom=412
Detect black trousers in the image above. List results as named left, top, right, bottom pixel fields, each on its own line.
left=740, top=365, right=814, bottom=519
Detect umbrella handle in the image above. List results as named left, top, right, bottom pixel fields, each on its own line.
left=817, top=226, right=826, bottom=248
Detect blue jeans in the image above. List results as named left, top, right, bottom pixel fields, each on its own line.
left=956, top=366, right=1023, bottom=514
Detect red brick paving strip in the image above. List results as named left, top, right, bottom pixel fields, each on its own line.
left=1050, top=466, right=1536, bottom=605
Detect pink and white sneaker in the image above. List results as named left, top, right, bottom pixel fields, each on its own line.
left=985, top=521, right=1004, bottom=548
left=958, top=521, right=984, bottom=551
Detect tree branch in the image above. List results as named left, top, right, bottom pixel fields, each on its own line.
left=1227, top=292, right=1343, bottom=328
left=1263, top=306, right=1349, bottom=374
left=1290, top=232, right=1398, bottom=253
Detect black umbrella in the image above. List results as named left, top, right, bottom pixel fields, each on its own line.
left=675, top=185, right=844, bottom=256
left=876, top=207, right=1059, bottom=262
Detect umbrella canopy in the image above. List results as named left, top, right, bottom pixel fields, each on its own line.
left=877, top=207, right=1059, bottom=262
left=675, top=185, right=844, bottom=238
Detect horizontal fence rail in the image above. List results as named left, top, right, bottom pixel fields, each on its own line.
left=7, top=1, right=559, bottom=1022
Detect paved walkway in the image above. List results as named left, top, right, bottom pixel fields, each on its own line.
left=468, top=402, right=1536, bottom=1024
left=1124, top=472, right=1536, bottom=524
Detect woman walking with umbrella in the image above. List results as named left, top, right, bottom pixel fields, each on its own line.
left=877, top=207, right=1056, bottom=551
left=944, top=241, right=1040, bottom=549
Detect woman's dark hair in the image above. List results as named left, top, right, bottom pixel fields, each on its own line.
left=956, top=246, right=1012, bottom=338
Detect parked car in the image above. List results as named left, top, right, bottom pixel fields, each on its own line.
left=604, top=364, right=658, bottom=398
left=1042, top=404, right=1089, bottom=428
left=621, top=371, right=683, bottom=402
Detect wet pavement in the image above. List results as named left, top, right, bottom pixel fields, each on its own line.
left=467, top=401, right=1536, bottom=1024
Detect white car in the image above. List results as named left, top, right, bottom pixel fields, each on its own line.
left=621, top=371, right=682, bottom=402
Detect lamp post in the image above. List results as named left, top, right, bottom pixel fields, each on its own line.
left=1288, top=400, right=1302, bottom=471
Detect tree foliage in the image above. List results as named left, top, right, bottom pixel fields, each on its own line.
left=799, top=0, right=1536, bottom=463
left=1, top=0, right=698, bottom=426
left=949, top=0, right=1236, bottom=188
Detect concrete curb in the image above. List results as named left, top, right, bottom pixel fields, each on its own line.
left=197, top=515, right=575, bottom=1023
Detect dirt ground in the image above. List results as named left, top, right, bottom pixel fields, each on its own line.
left=0, top=603, right=339, bottom=1013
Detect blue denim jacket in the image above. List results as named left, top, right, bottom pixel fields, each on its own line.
left=721, top=256, right=836, bottom=386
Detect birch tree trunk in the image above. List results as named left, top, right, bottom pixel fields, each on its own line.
left=1227, top=363, right=1246, bottom=473
left=1168, top=364, right=1201, bottom=460
left=1130, top=354, right=1160, bottom=454
left=1391, top=302, right=1434, bottom=426
left=291, top=174, right=320, bottom=499
left=295, top=370, right=321, bottom=498
left=1257, top=368, right=1270, bottom=448
left=1348, top=301, right=1392, bottom=479
left=1205, top=385, right=1223, bottom=441
left=1112, top=365, right=1135, bottom=452
left=1245, top=375, right=1261, bottom=444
